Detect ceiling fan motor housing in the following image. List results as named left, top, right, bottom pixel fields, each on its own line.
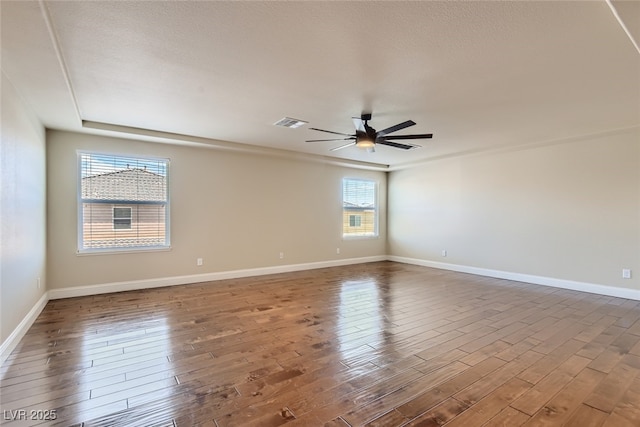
left=305, top=112, right=432, bottom=151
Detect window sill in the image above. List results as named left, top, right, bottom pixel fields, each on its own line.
left=342, top=235, right=379, bottom=241
left=77, top=246, right=172, bottom=256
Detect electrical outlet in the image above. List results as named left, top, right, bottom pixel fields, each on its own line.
left=37, top=277, right=41, bottom=289
left=197, top=258, right=203, bottom=266
left=441, top=250, right=447, bottom=257
left=623, top=269, right=632, bottom=279
left=279, top=252, right=284, bottom=259
left=336, top=248, right=340, bottom=255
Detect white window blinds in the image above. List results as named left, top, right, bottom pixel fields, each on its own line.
left=342, top=178, right=377, bottom=238
left=78, top=152, right=170, bottom=252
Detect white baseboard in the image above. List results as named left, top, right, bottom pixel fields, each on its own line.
left=2, top=256, right=384, bottom=362
left=48, top=255, right=387, bottom=300
left=0, top=291, right=49, bottom=365
left=5, top=254, right=638, bottom=367
left=389, top=255, right=640, bottom=301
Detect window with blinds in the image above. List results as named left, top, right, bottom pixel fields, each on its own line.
left=78, top=152, right=170, bottom=252
left=342, top=178, right=377, bottom=238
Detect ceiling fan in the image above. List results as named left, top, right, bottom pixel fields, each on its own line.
left=306, top=113, right=433, bottom=152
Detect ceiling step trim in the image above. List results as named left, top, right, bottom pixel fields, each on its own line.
left=81, top=120, right=390, bottom=172
left=39, top=0, right=82, bottom=125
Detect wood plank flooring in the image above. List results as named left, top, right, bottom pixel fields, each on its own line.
left=2, top=261, right=640, bottom=426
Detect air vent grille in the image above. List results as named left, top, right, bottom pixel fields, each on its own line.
left=274, top=117, right=308, bottom=128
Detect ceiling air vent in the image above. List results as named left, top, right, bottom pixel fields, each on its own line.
left=274, top=117, right=308, bottom=128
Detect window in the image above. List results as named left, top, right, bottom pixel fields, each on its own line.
left=342, top=178, right=377, bottom=238
left=78, top=152, right=170, bottom=252
left=113, top=207, right=132, bottom=229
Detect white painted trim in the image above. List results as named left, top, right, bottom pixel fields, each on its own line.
left=0, top=291, right=49, bottom=365
left=606, top=0, right=640, bottom=55
left=6, top=255, right=637, bottom=368
left=389, top=256, right=640, bottom=301
left=48, top=256, right=387, bottom=300
left=38, top=0, right=82, bottom=124
left=389, top=125, right=640, bottom=171
left=81, top=121, right=389, bottom=172
left=1, top=256, right=384, bottom=365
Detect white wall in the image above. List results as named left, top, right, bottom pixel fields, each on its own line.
left=388, top=127, right=640, bottom=292
left=0, top=73, right=47, bottom=346
left=46, top=130, right=387, bottom=291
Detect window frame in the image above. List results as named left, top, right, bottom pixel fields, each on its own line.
left=342, top=177, right=378, bottom=239
left=77, top=151, right=171, bottom=254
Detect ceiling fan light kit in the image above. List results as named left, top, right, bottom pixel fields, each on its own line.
left=306, top=113, right=433, bottom=152
left=355, top=138, right=375, bottom=149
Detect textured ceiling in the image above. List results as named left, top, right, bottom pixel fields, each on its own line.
left=2, top=1, right=639, bottom=169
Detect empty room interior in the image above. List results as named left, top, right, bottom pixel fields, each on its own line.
left=1, top=1, right=639, bottom=426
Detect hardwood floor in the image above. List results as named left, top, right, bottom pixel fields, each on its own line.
left=2, top=261, right=640, bottom=426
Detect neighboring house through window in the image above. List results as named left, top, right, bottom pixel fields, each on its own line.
left=78, top=152, right=170, bottom=252
left=342, top=178, right=377, bottom=238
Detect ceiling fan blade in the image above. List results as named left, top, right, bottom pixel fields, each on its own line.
left=352, top=117, right=365, bottom=132
left=377, top=120, right=416, bottom=137
left=309, top=128, right=354, bottom=137
left=377, top=140, right=421, bottom=150
left=306, top=137, right=355, bottom=142
left=329, top=142, right=357, bottom=151
left=380, top=133, right=433, bottom=140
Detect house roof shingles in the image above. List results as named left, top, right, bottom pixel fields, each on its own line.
left=343, top=201, right=374, bottom=210
left=82, top=168, right=166, bottom=202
